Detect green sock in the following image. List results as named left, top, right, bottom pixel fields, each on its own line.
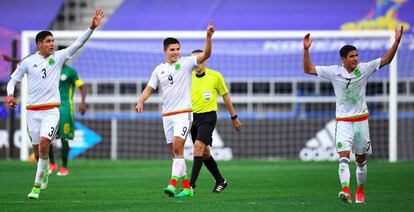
left=48, top=144, right=55, bottom=164
left=61, top=139, right=70, bottom=168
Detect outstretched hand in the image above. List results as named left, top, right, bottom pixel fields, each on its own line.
left=395, top=25, right=403, bottom=43
left=206, top=20, right=215, bottom=38
left=304, top=33, right=312, bottom=49
left=90, top=9, right=104, bottom=30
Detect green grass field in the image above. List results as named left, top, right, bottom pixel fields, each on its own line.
left=1, top=160, right=413, bottom=211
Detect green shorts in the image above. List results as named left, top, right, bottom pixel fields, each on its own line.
left=58, top=104, right=75, bottom=139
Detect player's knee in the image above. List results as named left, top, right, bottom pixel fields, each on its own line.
left=193, top=141, right=205, bottom=156
left=172, top=143, right=184, bottom=156
left=38, top=138, right=50, bottom=157
left=203, top=147, right=211, bottom=158
left=355, top=155, right=366, bottom=166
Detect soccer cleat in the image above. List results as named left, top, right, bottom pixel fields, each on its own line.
left=338, top=191, right=352, bottom=204
left=57, top=167, right=69, bottom=176
left=27, top=187, right=40, bottom=200
left=164, top=185, right=176, bottom=197
left=41, top=166, right=50, bottom=190
left=176, top=188, right=194, bottom=198
left=355, top=186, right=365, bottom=203
left=212, top=180, right=227, bottom=193
left=49, top=163, right=58, bottom=174
left=190, top=184, right=196, bottom=194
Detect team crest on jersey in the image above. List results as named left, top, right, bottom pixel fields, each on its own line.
left=204, top=90, right=212, bottom=100
left=175, top=63, right=181, bottom=71
left=354, top=68, right=361, bottom=77
left=48, top=58, right=55, bottom=65
left=61, top=74, right=68, bottom=81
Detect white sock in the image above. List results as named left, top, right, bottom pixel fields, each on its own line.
left=338, top=157, right=350, bottom=188
left=356, top=161, right=367, bottom=186
left=172, top=157, right=186, bottom=177
left=34, top=158, right=48, bottom=186
left=180, top=159, right=187, bottom=177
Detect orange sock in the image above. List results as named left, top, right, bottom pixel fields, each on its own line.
left=169, top=176, right=179, bottom=188
left=342, top=186, right=350, bottom=194
left=181, top=175, right=191, bottom=189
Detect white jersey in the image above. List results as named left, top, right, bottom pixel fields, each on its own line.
left=11, top=28, right=93, bottom=109
left=147, top=56, right=197, bottom=114
left=315, top=58, right=381, bottom=119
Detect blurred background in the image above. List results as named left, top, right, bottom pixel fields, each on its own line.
left=1, top=0, right=413, bottom=161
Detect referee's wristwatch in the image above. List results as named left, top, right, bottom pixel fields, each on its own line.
left=231, top=114, right=238, bottom=120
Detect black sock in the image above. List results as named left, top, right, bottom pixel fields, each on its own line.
left=203, top=156, right=224, bottom=183
left=61, top=139, right=70, bottom=168
left=49, top=144, right=55, bottom=164
left=190, top=156, right=204, bottom=188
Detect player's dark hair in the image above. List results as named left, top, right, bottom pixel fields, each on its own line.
left=339, top=45, right=357, bottom=58
left=35, top=31, right=53, bottom=44
left=57, top=45, right=67, bottom=51
left=191, top=49, right=203, bottom=54
left=163, top=37, right=180, bottom=50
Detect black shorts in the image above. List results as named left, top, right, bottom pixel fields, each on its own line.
left=191, top=111, right=217, bottom=146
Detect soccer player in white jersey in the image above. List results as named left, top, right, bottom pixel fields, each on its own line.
left=135, top=21, right=215, bottom=198
left=4, top=9, right=104, bottom=200
left=303, top=26, right=403, bottom=204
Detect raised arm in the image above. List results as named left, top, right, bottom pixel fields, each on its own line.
left=135, top=86, right=155, bottom=113
left=196, top=20, right=215, bottom=65
left=222, top=93, right=242, bottom=132
left=380, top=25, right=403, bottom=69
left=303, top=33, right=317, bottom=75
left=66, top=9, right=104, bottom=57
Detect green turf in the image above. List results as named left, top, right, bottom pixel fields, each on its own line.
left=1, top=160, right=413, bottom=211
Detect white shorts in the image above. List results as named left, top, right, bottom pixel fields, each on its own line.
left=27, top=108, right=60, bottom=145
left=335, top=120, right=371, bottom=155
left=162, top=112, right=193, bottom=144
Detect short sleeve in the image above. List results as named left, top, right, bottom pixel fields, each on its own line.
left=360, top=58, right=381, bottom=77
left=10, top=61, right=28, bottom=82
left=71, top=69, right=84, bottom=88
left=147, top=68, right=159, bottom=89
left=315, top=65, right=337, bottom=80
left=183, top=56, right=198, bottom=72
left=216, top=73, right=229, bottom=95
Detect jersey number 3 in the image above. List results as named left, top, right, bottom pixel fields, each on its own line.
left=48, top=126, right=55, bottom=137
left=42, top=68, right=47, bottom=79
